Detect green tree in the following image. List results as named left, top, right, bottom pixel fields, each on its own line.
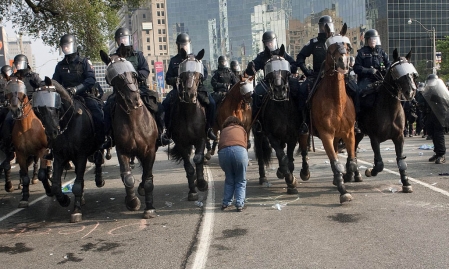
left=437, top=36, right=449, bottom=82
left=0, top=0, right=145, bottom=60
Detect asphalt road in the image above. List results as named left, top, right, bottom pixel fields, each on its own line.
left=1, top=135, right=449, bottom=269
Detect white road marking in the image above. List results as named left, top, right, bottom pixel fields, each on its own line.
left=190, top=165, right=215, bottom=269
left=0, top=165, right=94, bottom=223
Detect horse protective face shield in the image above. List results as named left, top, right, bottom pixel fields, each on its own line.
left=390, top=62, right=418, bottom=81
left=105, top=58, right=138, bottom=87
left=390, top=61, right=418, bottom=100
left=239, top=77, right=254, bottom=95
left=6, top=80, right=27, bottom=118
left=325, top=35, right=352, bottom=74
left=32, top=87, right=62, bottom=110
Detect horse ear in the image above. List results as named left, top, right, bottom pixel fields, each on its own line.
left=279, top=44, right=285, bottom=56
left=44, top=76, right=52, bottom=86
left=196, top=49, right=205, bottom=61
left=180, top=48, right=187, bottom=59
left=405, top=50, right=412, bottom=62
left=100, top=50, right=111, bottom=65
left=341, top=23, right=347, bottom=36
left=393, top=48, right=399, bottom=61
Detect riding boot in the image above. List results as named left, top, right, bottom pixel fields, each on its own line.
left=299, top=107, right=309, bottom=134
left=154, top=111, right=172, bottom=147
left=203, top=94, right=217, bottom=141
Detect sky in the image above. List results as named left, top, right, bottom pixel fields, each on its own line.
left=3, top=21, right=61, bottom=79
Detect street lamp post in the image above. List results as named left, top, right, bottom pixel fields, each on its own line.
left=408, top=18, right=436, bottom=75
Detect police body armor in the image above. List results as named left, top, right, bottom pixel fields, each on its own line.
left=422, top=77, right=449, bottom=127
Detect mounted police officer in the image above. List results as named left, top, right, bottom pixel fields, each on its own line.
left=0, top=65, right=12, bottom=104
left=296, top=15, right=334, bottom=134
left=12, top=54, right=43, bottom=100
left=230, top=60, right=242, bottom=78
left=102, top=27, right=170, bottom=148
left=353, top=29, right=391, bottom=109
left=211, top=55, right=238, bottom=104
left=162, top=33, right=217, bottom=141
left=53, top=34, right=105, bottom=152
left=245, top=30, right=297, bottom=130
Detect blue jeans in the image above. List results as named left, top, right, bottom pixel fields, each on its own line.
left=218, top=146, right=248, bottom=207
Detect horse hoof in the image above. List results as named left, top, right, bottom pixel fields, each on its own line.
left=5, top=182, right=14, bottom=192
left=197, top=181, right=208, bottom=192
left=106, top=152, right=112, bottom=160
left=18, top=200, right=29, bottom=208
left=59, top=195, right=71, bottom=207
left=70, top=213, right=82, bottom=223
left=125, top=196, right=141, bottom=211
left=276, top=168, right=284, bottom=179
left=205, top=151, right=211, bottom=160
left=402, top=185, right=413, bottom=193
left=143, top=209, right=157, bottom=219
left=354, top=175, right=363, bottom=182
left=300, top=170, right=310, bottom=181
left=343, top=173, right=354, bottom=183
left=365, top=169, right=373, bottom=177
left=95, top=179, right=105, bottom=188
left=340, top=193, right=353, bottom=204
left=210, top=149, right=215, bottom=156
left=138, top=184, right=145, bottom=196
left=31, top=178, right=39, bottom=184
left=287, top=187, right=298, bottom=194
left=259, top=177, right=268, bottom=185
left=188, top=193, right=198, bottom=201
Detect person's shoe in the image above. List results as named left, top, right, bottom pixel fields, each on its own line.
left=429, top=155, right=439, bottom=162
left=435, top=155, right=446, bottom=164
left=207, top=128, right=217, bottom=141
left=236, top=205, right=245, bottom=212
left=221, top=204, right=233, bottom=211
left=299, top=122, right=308, bottom=134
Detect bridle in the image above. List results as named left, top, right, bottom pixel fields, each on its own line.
left=177, top=58, right=203, bottom=103
left=324, top=35, right=352, bottom=76
left=380, top=59, right=418, bottom=101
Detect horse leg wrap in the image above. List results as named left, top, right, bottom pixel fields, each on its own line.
left=20, top=171, right=30, bottom=186
left=122, top=171, right=135, bottom=188
left=193, top=153, right=204, bottom=164
left=72, top=181, right=83, bottom=196
left=346, top=158, right=358, bottom=173
left=396, top=156, right=407, bottom=171
left=38, top=168, right=47, bottom=182
left=373, top=158, right=384, bottom=172
left=144, top=177, right=154, bottom=193
left=331, top=160, right=345, bottom=175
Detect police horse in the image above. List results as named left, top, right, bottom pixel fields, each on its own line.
left=355, top=49, right=417, bottom=193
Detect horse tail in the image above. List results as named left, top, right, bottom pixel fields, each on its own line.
left=253, top=130, right=272, bottom=166
left=169, top=143, right=193, bottom=164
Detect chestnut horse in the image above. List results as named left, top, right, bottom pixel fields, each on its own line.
left=355, top=49, right=417, bottom=193
left=210, top=76, right=254, bottom=155
left=168, top=48, right=208, bottom=201
left=253, top=45, right=310, bottom=193
left=5, top=77, right=52, bottom=207
left=310, top=23, right=360, bottom=203
left=100, top=50, right=158, bottom=219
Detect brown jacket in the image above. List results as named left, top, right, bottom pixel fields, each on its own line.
left=218, top=125, right=247, bottom=151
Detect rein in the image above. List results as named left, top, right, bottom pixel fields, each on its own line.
left=58, top=100, right=75, bottom=135
left=12, top=98, right=32, bottom=120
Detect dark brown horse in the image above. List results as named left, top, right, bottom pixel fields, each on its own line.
left=5, top=77, right=52, bottom=207
left=355, top=49, right=417, bottom=193
left=100, top=50, right=158, bottom=219
left=210, top=75, right=254, bottom=155
left=310, top=23, right=360, bottom=203
left=253, top=44, right=310, bottom=193
left=168, top=48, right=208, bottom=201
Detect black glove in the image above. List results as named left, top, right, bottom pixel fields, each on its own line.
left=365, top=68, right=377, bottom=75
left=67, top=87, right=77, bottom=96
left=305, top=69, right=314, bottom=77
left=166, top=77, right=177, bottom=86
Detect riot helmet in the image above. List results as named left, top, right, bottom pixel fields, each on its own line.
left=318, top=15, right=334, bottom=34
left=364, top=29, right=381, bottom=48
left=230, top=60, right=241, bottom=73
left=176, top=33, right=191, bottom=54
left=115, top=28, right=132, bottom=47
left=218, top=56, right=229, bottom=69
left=13, top=54, right=28, bottom=71
left=1, top=65, right=13, bottom=77
left=59, top=34, right=77, bottom=55
left=262, top=31, right=278, bottom=52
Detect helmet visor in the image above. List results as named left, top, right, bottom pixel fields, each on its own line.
left=264, top=38, right=278, bottom=52
left=367, top=36, right=381, bottom=47
left=178, top=43, right=191, bottom=54
left=2, top=67, right=13, bottom=76
left=319, top=22, right=335, bottom=34
left=116, top=36, right=131, bottom=47
left=14, top=60, right=27, bottom=71
left=219, top=60, right=229, bottom=68
left=61, top=42, right=76, bottom=55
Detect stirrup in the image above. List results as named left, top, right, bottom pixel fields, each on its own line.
left=299, top=123, right=309, bottom=134
left=101, top=136, right=113, bottom=150
left=157, top=133, right=172, bottom=147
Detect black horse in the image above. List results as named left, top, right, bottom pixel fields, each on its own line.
left=253, top=45, right=310, bottom=194
left=100, top=51, right=158, bottom=219
left=355, top=49, right=417, bottom=193
left=32, top=77, right=104, bottom=222
left=168, top=48, right=208, bottom=201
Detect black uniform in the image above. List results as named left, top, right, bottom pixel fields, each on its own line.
left=162, top=53, right=215, bottom=139
left=353, top=46, right=390, bottom=94
left=15, top=68, right=43, bottom=100
left=53, top=54, right=105, bottom=148
left=211, top=67, right=238, bottom=104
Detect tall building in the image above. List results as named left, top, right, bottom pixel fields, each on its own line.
left=8, top=36, right=35, bottom=70
left=91, top=62, right=111, bottom=94
left=166, top=0, right=449, bottom=76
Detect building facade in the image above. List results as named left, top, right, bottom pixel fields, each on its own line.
left=8, top=37, right=35, bottom=70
